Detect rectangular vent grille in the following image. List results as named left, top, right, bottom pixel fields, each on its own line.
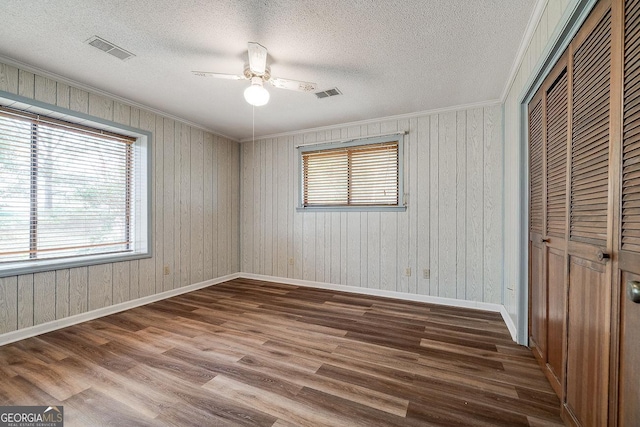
left=315, top=88, right=342, bottom=99
left=87, top=36, right=135, bottom=61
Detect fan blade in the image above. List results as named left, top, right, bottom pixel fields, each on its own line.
left=269, top=77, right=317, bottom=93
left=247, top=42, right=267, bottom=75
left=192, top=71, right=245, bottom=80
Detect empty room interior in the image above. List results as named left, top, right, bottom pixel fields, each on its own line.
left=0, top=0, right=639, bottom=426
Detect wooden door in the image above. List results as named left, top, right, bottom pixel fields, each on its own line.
left=617, top=0, right=640, bottom=423
left=544, top=64, right=569, bottom=396
left=528, top=55, right=570, bottom=399
left=564, top=1, right=614, bottom=425
left=529, top=96, right=546, bottom=363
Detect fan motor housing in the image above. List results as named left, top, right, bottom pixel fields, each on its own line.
left=244, top=65, right=271, bottom=81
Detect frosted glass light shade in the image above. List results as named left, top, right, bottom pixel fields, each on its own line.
left=244, top=82, right=270, bottom=106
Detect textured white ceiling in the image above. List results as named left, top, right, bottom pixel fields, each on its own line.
left=0, top=0, right=536, bottom=140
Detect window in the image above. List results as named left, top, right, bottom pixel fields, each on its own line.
left=0, top=99, right=150, bottom=276
left=299, top=135, right=404, bottom=210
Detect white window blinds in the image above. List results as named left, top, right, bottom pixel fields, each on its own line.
left=0, top=106, right=135, bottom=263
left=302, top=140, right=399, bottom=207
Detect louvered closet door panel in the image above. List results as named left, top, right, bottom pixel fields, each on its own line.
left=570, top=9, right=612, bottom=247
left=530, top=99, right=544, bottom=235
left=619, top=1, right=640, bottom=425
left=547, top=71, right=569, bottom=238
left=565, top=3, right=613, bottom=426
left=623, top=0, right=640, bottom=254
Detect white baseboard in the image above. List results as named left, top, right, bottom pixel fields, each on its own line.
left=0, top=272, right=240, bottom=346
left=499, top=306, right=518, bottom=342
left=0, top=271, right=519, bottom=345
left=240, top=273, right=518, bottom=342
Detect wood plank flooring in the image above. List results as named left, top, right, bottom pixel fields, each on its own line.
left=0, top=278, right=564, bottom=426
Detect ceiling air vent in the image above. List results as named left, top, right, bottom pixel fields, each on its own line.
left=315, top=88, right=342, bottom=99
left=86, top=36, right=135, bottom=61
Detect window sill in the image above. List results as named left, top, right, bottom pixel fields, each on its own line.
left=296, top=206, right=407, bottom=213
left=0, top=251, right=152, bottom=278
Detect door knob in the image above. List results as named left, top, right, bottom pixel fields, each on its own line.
left=596, top=250, right=610, bottom=262
left=628, top=281, right=640, bottom=304
left=541, top=238, right=550, bottom=243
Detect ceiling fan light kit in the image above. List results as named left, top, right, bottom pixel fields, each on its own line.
left=193, top=42, right=318, bottom=107
left=244, top=77, right=270, bottom=106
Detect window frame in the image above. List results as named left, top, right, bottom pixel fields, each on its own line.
left=0, top=90, right=152, bottom=278
left=297, top=134, right=406, bottom=212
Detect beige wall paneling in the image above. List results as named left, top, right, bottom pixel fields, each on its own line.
left=0, top=63, right=19, bottom=93
left=277, top=137, right=289, bottom=278
left=211, top=136, right=224, bottom=277
left=438, top=112, right=458, bottom=299
left=379, top=209, right=397, bottom=292
left=33, top=271, right=55, bottom=325
left=0, top=277, right=18, bottom=334
left=69, top=87, right=88, bottom=114
left=329, top=215, right=341, bottom=285
left=88, top=263, right=112, bottom=311
left=219, top=139, right=231, bottom=275
left=17, top=274, right=34, bottom=329
left=88, top=93, right=113, bottom=121
left=137, top=110, right=155, bottom=297
left=55, top=269, right=69, bottom=320
left=263, top=138, right=278, bottom=276
left=129, top=260, right=140, bottom=300
left=241, top=140, right=253, bottom=274
left=112, top=262, right=130, bottom=305
left=203, top=133, right=214, bottom=280
left=286, top=135, right=295, bottom=279
left=397, top=119, right=410, bottom=294
left=18, top=70, right=35, bottom=98
left=172, top=122, right=182, bottom=289
left=232, top=141, right=240, bottom=272
left=483, top=105, right=503, bottom=304
left=154, top=113, right=165, bottom=289
left=55, top=82, right=70, bottom=109
left=456, top=112, right=467, bottom=299
left=466, top=108, right=485, bottom=302
left=191, top=129, right=204, bottom=284
left=257, top=137, right=265, bottom=275
left=163, top=118, right=176, bottom=291
left=69, top=267, right=87, bottom=316
left=34, top=76, right=56, bottom=104
left=416, top=116, right=430, bottom=295
left=407, top=118, right=418, bottom=294
left=293, top=135, right=303, bottom=280
left=113, top=101, right=131, bottom=126
left=429, top=114, right=440, bottom=296
left=179, top=123, right=191, bottom=288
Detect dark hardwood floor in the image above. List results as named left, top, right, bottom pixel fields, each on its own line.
left=0, top=278, right=564, bottom=426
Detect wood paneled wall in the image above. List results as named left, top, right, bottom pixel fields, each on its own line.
left=503, top=0, right=575, bottom=335
left=0, top=61, right=240, bottom=335
left=240, top=105, right=504, bottom=304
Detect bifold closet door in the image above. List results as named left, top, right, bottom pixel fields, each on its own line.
left=544, top=64, right=569, bottom=396
left=618, top=0, right=640, bottom=424
left=528, top=96, right=546, bottom=364
left=527, top=55, right=569, bottom=400
left=565, top=0, right=614, bottom=425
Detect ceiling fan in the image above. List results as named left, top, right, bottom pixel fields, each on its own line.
left=192, top=42, right=318, bottom=107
